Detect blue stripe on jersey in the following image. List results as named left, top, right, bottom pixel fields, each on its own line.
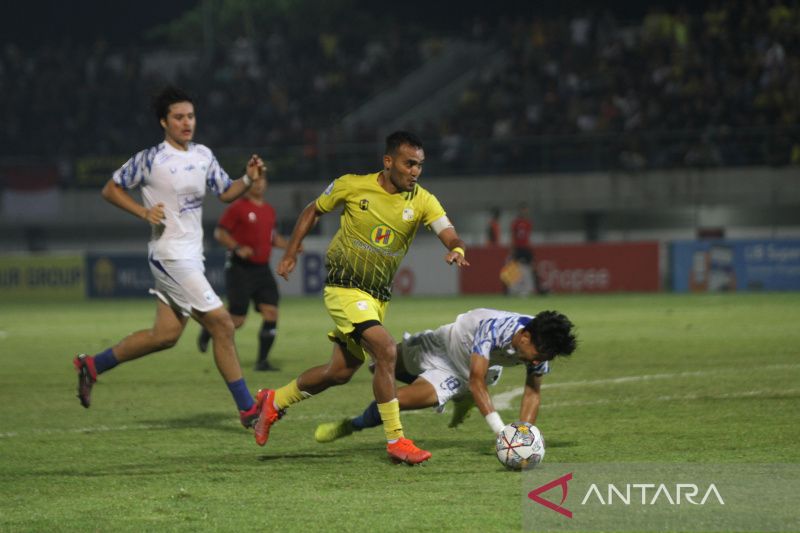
left=114, top=145, right=160, bottom=189
left=206, top=156, right=232, bottom=196
left=472, top=315, right=519, bottom=356
left=472, top=313, right=550, bottom=375
left=144, top=145, right=159, bottom=179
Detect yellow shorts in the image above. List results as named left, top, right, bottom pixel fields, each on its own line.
left=324, top=286, right=389, bottom=361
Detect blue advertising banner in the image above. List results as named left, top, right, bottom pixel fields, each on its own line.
left=86, top=252, right=228, bottom=298
left=671, top=239, right=800, bottom=292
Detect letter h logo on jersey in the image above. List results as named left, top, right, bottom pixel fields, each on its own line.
left=370, top=225, right=395, bottom=248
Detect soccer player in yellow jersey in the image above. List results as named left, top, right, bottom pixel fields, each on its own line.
left=253, top=131, right=469, bottom=464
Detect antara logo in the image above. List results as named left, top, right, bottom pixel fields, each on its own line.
left=528, top=473, right=725, bottom=519
left=529, top=473, right=573, bottom=518
left=370, top=225, right=395, bottom=247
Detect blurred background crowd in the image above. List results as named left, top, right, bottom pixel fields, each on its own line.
left=1, top=0, right=799, bottom=184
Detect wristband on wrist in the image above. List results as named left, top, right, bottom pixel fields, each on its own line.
left=242, top=174, right=252, bottom=187
left=485, top=411, right=505, bottom=434
left=451, top=246, right=465, bottom=258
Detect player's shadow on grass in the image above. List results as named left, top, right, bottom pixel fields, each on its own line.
left=140, top=412, right=245, bottom=434
left=41, top=451, right=276, bottom=478
left=256, top=444, right=379, bottom=463
left=429, top=437, right=577, bottom=454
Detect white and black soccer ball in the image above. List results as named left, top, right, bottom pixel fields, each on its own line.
left=495, top=422, right=545, bottom=470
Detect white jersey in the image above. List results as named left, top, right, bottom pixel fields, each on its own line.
left=112, top=141, right=232, bottom=260
left=403, top=308, right=550, bottom=382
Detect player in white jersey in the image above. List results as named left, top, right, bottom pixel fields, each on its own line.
left=72, top=86, right=269, bottom=430
left=314, top=309, right=576, bottom=443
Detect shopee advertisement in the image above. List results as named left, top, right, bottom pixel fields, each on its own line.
left=461, top=242, right=660, bottom=294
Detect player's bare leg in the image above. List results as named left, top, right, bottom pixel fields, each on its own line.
left=396, top=378, right=439, bottom=409
left=360, top=325, right=431, bottom=465
left=254, top=343, right=361, bottom=446
left=113, top=300, right=188, bottom=361
left=195, top=305, right=260, bottom=427
left=195, top=306, right=243, bottom=382
left=315, top=378, right=438, bottom=443
left=230, top=314, right=247, bottom=328
left=296, top=343, right=362, bottom=393
left=74, top=301, right=186, bottom=408
left=197, top=309, right=246, bottom=354
left=359, top=325, right=397, bottom=403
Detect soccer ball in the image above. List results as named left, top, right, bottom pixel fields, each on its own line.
left=495, top=422, right=545, bottom=470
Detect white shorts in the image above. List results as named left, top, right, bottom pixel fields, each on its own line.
left=148, top=256, right=222, bottom=317
left=400, top=330, right=503, bottom=406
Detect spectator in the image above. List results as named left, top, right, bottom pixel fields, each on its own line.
left=510, top=203, right=546, bottom=295
left=487, top=207, right=501, bottom=245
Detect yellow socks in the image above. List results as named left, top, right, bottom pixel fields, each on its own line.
left=377, top=398, right=404, bottom=442
left=274, top=379, right=311, bottom=410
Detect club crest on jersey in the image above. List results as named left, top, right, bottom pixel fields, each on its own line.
left=402, top=207, right=415, bottom=221
left=370, top=225, right=396, bottom=248
left=360, top=199, right=369, bottom=211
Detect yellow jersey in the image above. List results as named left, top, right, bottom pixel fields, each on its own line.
left=315, top=171, right=447, bottom=301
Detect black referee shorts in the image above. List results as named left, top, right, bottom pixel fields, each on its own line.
left=225, top=257, right=280, bottom=316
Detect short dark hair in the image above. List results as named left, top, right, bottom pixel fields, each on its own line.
left=152, top=86, right=194, bottom=123
left=385, top=131, right=423, bottom=155
left=524, top=310, right=577, bottom=360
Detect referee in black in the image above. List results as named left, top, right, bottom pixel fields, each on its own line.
left=198, top=175, right=290, bottom=371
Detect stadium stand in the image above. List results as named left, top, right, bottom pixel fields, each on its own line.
left=1, top=0, right=798, bottom=183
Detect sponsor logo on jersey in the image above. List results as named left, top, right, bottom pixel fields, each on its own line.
left=370, top=225, right=396, bottom=248
left=178, top=193, right=203, bottom=215
left=356, top=300, right=369, bottom=311
left=402, top=207, right=415, bottom=221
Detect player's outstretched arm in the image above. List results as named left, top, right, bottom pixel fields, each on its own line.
left=277, top=201, right=322, bottom=280
left=101, top=179, right=165, bottom=225
left=469, top=354, right=504, bottom=434
left=218, top=154, right=266, bottom=203
left=436, top=226, right=470, bottom=267
left=518, top=373, right=543, bottom=425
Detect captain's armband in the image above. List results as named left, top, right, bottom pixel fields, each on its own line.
left=430, top=215, right=453, bottom=234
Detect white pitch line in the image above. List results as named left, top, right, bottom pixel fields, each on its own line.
left=493, top=363, right=800, bottom=410
left=0, top=423, right=174, bottom=439
left=2, top=365, right=798, bottom=440
left=3, top=387, right=797, bottom=440
left=530, top=388, right=800, bottom=410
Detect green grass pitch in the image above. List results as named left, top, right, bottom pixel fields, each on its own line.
left=1, top=293, right=798, bottom=531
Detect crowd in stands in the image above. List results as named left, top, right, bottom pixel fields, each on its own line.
left=416, top=0, right=800, bottom=173
left=1, top=0, right=798, bottom=180
left=0, top=18, right=426, bottom=161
